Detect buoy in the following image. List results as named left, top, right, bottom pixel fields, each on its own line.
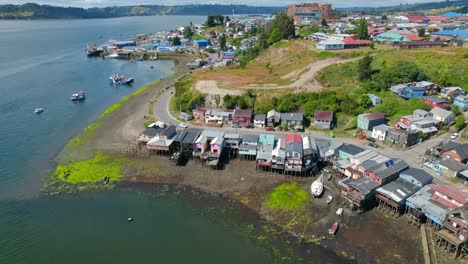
left=128, top=218, right=133, bottom=222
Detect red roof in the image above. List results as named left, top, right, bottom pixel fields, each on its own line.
left=401, top=33, right=425, bottom=41
left=314, top=110, right=333, bottom=121
left=429, top=183, right=468, bottom=206
left=233, top=109, right=252, bottom=118
left=407, top=15, right=426, bottom=22
left=427, top=16, right=447, bottom=22
left=343, top=37, right=371, bottom=45
left=194, top=108, right=207, bottom=114
left=285, top=134, right=302, bottom=143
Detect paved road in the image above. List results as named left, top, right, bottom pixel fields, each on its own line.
left=154, top=88, right=467, bottom=190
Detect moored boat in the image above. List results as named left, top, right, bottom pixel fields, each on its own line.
left=326, top=195, right=333, bottom=204
left=110, top=74, right=134, bottom=85
left=103, top=176, right=110, bottom=185
left=86, top=44, right=102, bottom=57
left=310, top=174, right=324, bottom=197
left=34, top=108, right=44, bottom=114
left=71, top=90, right=86, bottom=101
left=328, top=222, right=339, bottom=235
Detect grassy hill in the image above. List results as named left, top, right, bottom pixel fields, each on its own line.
left=338, top=0, right=468, bottom=15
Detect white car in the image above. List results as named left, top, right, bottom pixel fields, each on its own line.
left=450, top=133, right=460, bottom=139
left=178, top=123, right=188, bottom=128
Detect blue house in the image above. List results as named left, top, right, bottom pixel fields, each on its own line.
left=193, top=40, right=209, bottom=48
left=454, top=95, right=468, bottom=111
left=398, top=86, right=425, bottom=99
left=399, top=168, right=433, bottom=188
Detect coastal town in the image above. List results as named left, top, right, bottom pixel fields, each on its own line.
left=48, top=1, right=468, bottom=263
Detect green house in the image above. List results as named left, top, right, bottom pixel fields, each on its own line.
left=357, top=113, right=386, bottom=131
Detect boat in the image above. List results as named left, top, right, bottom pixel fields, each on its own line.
left=86, top=44, right=102, bottom=57
left=336, top=208, right=343, bottom=216
left=34, top=108, right=44, bottom=114
left=310, top=174, right=324, bottom=197
left=103, top=176, right=110, bottom=185
left=110, top=74, right=134, bottom=85
left=104, top=52, right=125, bottom=59
left=326, top=195, right=333, bottom=204
left=70, top=90, right=86, bottom=101
left=328, top=222, right=339, bottom=235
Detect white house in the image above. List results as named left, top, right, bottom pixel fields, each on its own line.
left=430, top=107, right=455, bottom=125
left=205, top=109, right=232, bottom=125
left=254, top=114, right=266, bottom=128
left=372, top=124, right=391, bottom=141
left=316, top=40, right=345, bottom=50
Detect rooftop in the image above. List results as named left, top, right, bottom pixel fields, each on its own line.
left=376, top=178, right=421, bottom=203
left=281, top=113, right=303, bottom=121
left=314, top=110, right=333, bottom=121
left=361, top=112, right=386, bottom=121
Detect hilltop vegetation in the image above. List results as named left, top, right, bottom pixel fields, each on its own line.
left=0, top=3, right=283, bottom=19
left=338, top=0, right=467, bottom=14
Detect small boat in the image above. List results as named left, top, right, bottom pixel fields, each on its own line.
left=326, top=195, right=333, bottom=204
left=127, top=217, right=133, bottom=222
left=310, top=174, right=324, bottom=197
left=104, top=53, right=124, bottom=59
left=328, top=222, right=339, bottom=235
left=110, top=74, right=134, bottom=85
left=336, top=208, right=343, bottom=216
left=102, top=176, right=110, bottom=185
left=70, top=90, right=86, bottom=101
left=34, top=108, right=44, bottom=114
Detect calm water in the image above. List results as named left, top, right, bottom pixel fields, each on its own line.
left=0, top=17, right=343, bottom=263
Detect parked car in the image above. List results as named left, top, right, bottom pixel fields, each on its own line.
left=366, top=137, right=376, bottom=142
left=231, top=123, right=241, bottom=128
left=450, top=133, right=460, bottom=139
left=178, top=123, right=188, bottom=128
left=245, top=124, right=253, bottom=129
left=265, top=127, right=274, bottom=131
left=368, top=143, right=378, bottom=148
left=358, top=133, right=366, bottom=140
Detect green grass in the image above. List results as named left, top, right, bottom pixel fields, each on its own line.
left=316, top=51, right=336, bottom=59
left=273, top=41, right=291, bottom=48
left=55, top=152, right=125, bottom=183
left=99, top=79, right=161, bottom=119
left=266, top=183, right=309, bottom=211
left=66, top=123, right=101, bottom=151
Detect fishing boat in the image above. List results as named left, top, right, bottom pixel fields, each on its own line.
left=70, top=90, right=86, bottom=101
left=336, top=208, right=343, bottom=216
left=328, top=222, right=339, bottom=235
left=34, top=108, right=44, bottom=114
left=86, top=44, right=102, bottom=57
left=110, top=74, right=134, bottom=85
left=326, top=195, right=333, bottom=204
left=104, top=52, right=125, bottom=59
left=310, top=174, right=324, bottom=197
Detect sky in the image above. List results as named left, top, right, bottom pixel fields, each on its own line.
left=0, top=0, right=450, bottom=8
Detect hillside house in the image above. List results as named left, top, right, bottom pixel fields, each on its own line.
left=314, top=110, right=333, bottom=130
left=396, top=41, right=443, bottom=49
left=267, top=110, right=281, bottom=128
left=397, top=86, right=426, bottom=99
left=205, top=109, right=232, bottom=125
left=386, top=128, right=418, bottom=148
left=316, top=40, right=345, bottom=50
left=372, top=124, right=391, bottom=141
left=192, top=108, right=207, bottom=122
left=357, top=113, right=386, bottom=131
left=368, top=94, right=381, bottom=106
left=430, top=107, right=455, bottom=125
left=454, top=95, right=468, bottom=111
left=281, top=113, right=304, bottom=131
left=440, top=141, right=468, bottom=164
left=424, top=96, right=450, bottom=110
left=254, top=114, right=266, bottom=128
left=440, top=87, right=465, bottom=99
left=232, top=109, right=253, bottom=127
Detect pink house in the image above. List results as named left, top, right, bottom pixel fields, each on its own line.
left=210, top=137, right=225, bottom=157
left=193, top=108, right=207, bottom=122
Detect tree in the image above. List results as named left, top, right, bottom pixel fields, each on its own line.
left=270, top=12, right=295, bottom=39
left=356, top=19, right=369, bottom=40
left=184, top=26, right=194, bottom=39
left=418, top=28, right=426, bottom=37
left=219, top=33, right=227, bottom=51
left=268, top=28, right=282, bottom=45
left=225, top=16, right=230, bottom=22
left=171, top=36, right=181, bottom=46
left=369, top=42, right=375, bottom=49
left=381, top=15, right=388, bottom=21
left=357, top=54, right=373, bottom=81
left=321, top=18, right=328, bottom=28
left=455, top=115, right=466, bottom=131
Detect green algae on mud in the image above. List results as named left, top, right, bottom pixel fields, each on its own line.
left=55, top=152, right=125, bottom=183
left=266, top=183, right=309, bottom=211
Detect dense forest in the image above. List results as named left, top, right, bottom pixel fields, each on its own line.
left=0, top=3, right=284, bottom=19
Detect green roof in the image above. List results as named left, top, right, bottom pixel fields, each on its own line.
left=258, top=134, right=275, bottom=146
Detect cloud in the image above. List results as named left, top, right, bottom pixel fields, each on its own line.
left=0, top=0, right=447, bottom=8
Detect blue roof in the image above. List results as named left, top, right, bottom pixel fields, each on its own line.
left=195, top=40, right=209, bottom=43
left=114, top=41, right=136, bottom=46
left=443, top=12, right=462, bottom=17
left=433, top=29, right=468, bottom=38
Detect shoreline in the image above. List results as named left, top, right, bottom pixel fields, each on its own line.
left=49, top=53, right=423, bottom=263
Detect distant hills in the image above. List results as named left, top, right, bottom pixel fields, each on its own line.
left=0, top=3, right=284, bottom=19
left=338, top=0, right=468, bottom=14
